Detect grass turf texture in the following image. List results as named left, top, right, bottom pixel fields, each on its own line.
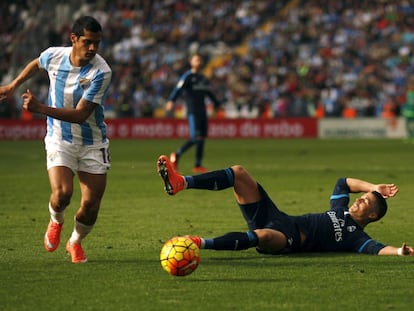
left=0, top=138, right=413, bottom=311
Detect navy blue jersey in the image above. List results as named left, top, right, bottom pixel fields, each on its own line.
left=293, top=178, right=386, bottom=254
left=168, top=70, right=221, bottom=118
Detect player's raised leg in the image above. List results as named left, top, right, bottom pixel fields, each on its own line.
left=157, top=154, right=235, bottom=195
left=157, top=156, right=260, bottom=203
left=157, top=155, right=185, bottom=195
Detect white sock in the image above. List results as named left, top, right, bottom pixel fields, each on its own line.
left=69, top=216, right=93, bottom=245
left=182, top=176, right=188, bottom=189
left=49, top=203, right=64, bottom=224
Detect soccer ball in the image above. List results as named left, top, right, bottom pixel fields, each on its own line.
left=160, top=236, right=200, bottom=276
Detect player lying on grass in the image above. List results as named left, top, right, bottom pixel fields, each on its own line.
left=157, top=155, right=414, bottom=256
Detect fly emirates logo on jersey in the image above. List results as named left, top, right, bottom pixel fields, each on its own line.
left=327, top=211, right=344, bottom=242
left=326, top=211, right=358, bottom=242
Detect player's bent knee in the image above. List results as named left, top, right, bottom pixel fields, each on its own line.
left=231, top=165, right=249, bottom=179
left=232, top=165, right=260, bottom=201
left=51, top=189, right=73, bottom=209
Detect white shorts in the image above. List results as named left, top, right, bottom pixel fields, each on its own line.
left=45, top=138, right=111, bottom=174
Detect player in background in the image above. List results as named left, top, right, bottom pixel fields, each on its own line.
left=157, top=155, right=414, bottom=256
left=403, top=76, right=414, bottom=140
left=0, top=16, right=112, bottom=263
left=165, top=53, right=222, bottom=173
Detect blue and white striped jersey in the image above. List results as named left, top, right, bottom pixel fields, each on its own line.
left=39, top=46, right=112, bottom=145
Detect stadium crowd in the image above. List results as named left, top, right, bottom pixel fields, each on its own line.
left=1, top=0, right=414, bottom=119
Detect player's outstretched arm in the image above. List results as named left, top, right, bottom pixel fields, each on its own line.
left=346, top=178, right=398, bottom=198
left=0, top=58, right=40, bottom=100
left=378, top=243, right=414, bottom=256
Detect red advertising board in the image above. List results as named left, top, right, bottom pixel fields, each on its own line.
left=0, top=119, right=46, bottom=140
left=0, top=118, right=317, bottom=140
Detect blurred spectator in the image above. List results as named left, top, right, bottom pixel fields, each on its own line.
left=402, top=75, right=414, bottom=139
left=2, top=0, right=414, bottom=119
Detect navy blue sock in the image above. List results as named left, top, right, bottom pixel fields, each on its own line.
left=195, top=139, right=205, bottom=167
left=185, top=168, right=234, bottom=190
left=179, top=139, right=195, bottom=154
left=204, top=231, right=258, bottom=250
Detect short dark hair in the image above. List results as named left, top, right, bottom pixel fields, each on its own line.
left=71, top=16, right=102, bottom=38
left=371, top=191, right=388, bottom=221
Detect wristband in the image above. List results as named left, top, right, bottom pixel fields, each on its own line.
left=397, top=247, right=404, bottom=256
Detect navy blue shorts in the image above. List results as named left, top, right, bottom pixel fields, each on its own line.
left=238, top=184, right=301, bottom=253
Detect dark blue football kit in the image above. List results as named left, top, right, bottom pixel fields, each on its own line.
left=239, top=177, right=386, bottom=254
left=168, top=70, right=221, bottom=139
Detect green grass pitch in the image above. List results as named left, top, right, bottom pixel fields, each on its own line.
left=0, top=138, right=413, bottom=310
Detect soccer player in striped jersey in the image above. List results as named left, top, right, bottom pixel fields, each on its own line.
left=0, top=16, right=112, bottom=263
left=165, top=53, right=222, bottom=173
